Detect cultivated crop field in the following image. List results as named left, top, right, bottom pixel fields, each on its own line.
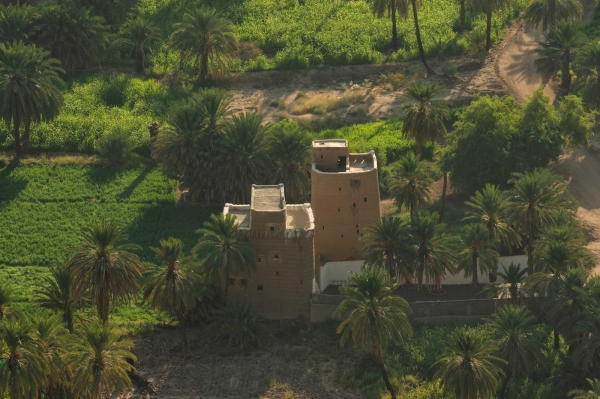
left=0, top=159, right=219, bottom=331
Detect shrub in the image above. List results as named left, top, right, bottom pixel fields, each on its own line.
left=376, top=72, right=406, bottom=90
left=441, top=62, right=457, bottom=77
left=273, top=46, right=311, bottom=70
left=467, top=27, right=487, bottom=53
left=96, top=128, right=135, bottom=165
left=98, top=74, right=129, bottom=108
left=209, top=301, right=265, bottom=349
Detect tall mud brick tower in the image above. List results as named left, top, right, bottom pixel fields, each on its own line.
left=311, top=140, right=381, bottom=290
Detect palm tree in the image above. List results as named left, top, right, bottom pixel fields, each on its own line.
left=465, top=184, right=520, bottom=250
left=0, top=319, right=47, bottom=399
left=569, top=379, right=600, bottom=399
left=334, top=267, right=412, bottom=399
left=217, top=112, right=271, bottom=203
left=578, top=41, right=600, bottom=105
left=434, top=329, right=505, bottom=399
left=31, top=313, right=71, bottom=398
left=572, top=310, right=600, bottom=373
left=66, top=220, right=144, bottom=323
left=484, top=263, right=528, bottom=302
left=389, top=152, right=434, bottom=215
left=401, top=81, right=449, bottom=155
left=469, top=0, right=513, bottom=51
left=34, top=262, right=77, bottom=332
left=535, top=20, right=585, bottom=93
left=267, top=123, right=311, bottom=203
left=194, top=213, right=256, bottom=303
left=169, top=6, right=238, bottom=82
left=362, top=216, right=412, bottom=283
left=507, top=168, right=574, bottom=275
left=70, top=322, right=136, bottom=399
left=368, top=0, right=409, bottom=51
left=408, top=211, right=456, bottom=291
left=0, top=283, right=18, bottom=321
left=0, top=41, right=63, bottom=156
left=487, top=305, right=546, bottom=399
left=458, top=223, right=499, bottom=296
left=524, top=0, right=582, bottom=30
left=408, top=0, right=435, bottom=75
left=0, top=2, right=37, bottom=42
left=142, top=238, right=199, bottom=316
left=113, top=17, right=161, bottom=74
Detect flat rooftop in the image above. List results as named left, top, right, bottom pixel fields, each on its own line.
left=228, top=208, right=251, bottom=229
left=313, top=139, right=348, bottom=148
left=349, top=154, right=374, bottom=172
left=286, top=205, right=311, bottom=230
left=251, top=185, right=285, bottom=211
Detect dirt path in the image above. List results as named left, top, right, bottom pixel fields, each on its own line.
left=496, top=0, right=600, bottom=275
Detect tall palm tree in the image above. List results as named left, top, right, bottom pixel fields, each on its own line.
left=334, top=267, right=412, bottom=399
left=113, top=17, right=161, bottom=74
left=507, top=168, right=574, bottom=275
left=578, top=41, right=600, bottom=105
left=569, top=379, right=600, bottom=399
left=70, top=322, right=136, bottom=399
left=169, top=5, right=238, bottom=82
left=66, top=220, right=144, bottom=323
left=469, top=0, right=513, bottom=51
left=0, top=2, right=37, bottom=42
left=484, top=263, right=528, bottom=302
left=572, top=310, right=600, bottom=373
left=434, top=329, right=505, bottom=399
left=31, top=313, right=71, bottom=398
left=408, top=211, right=456, bottom=291
left=389, top=152, right=434, bottom=215
left=535, top=20, right=585, bottom=93
left=0, top=319, right=47, bottom=399
left=408, top=0, right=435, bottom=75
left=487, top=305, right=546, bottom=399
left=368, top=0, right=409, bottom=51
left=194, top=213, right=256, bottom=303
left=524, top=0, right=582, bottom=30
left=465, top=184, right=520, bottom=250
left=34, top=262, right=77, bottom=332
left=0, top=41, right=63, bottom=156
left=362, top=216, right=412, bottom=283
left=458, top=223, right=499, bottom=296
left=267, top=123, right=311, bottom=204
left=142, top=238, right=203, bottom=342
left=218, top=112, right=271, bottom=203
left=401, top=81, right=449, bottom=155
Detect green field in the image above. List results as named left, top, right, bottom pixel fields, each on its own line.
left=0, top=160, right=219, bottom=331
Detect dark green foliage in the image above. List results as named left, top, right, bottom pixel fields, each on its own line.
left=209, top=301, right=265, bottom=349
left=96, top=128, right=135, bottom=165
left=0, top=2, right=37, bottom=42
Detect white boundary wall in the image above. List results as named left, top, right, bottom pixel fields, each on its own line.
left=320, top=255, right=528, bottom=288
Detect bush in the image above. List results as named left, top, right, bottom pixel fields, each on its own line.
left=98, top=74, right=130, bottom=108
left=441, top=62, right=457, bottom=77
left=273, top=46, right=312, bottom=70
left=209, top=301, right=265, bottom=349
left=96, top=128, right=135, bottom=165
left=467, top=27, right=487, bottom=52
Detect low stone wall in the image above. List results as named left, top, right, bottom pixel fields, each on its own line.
left=311, top=294, right=497, bottom=325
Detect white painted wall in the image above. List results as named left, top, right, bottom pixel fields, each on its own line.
left=319, top=256, right=528, bottom=289
left=320, top=260, right=365, bottom=290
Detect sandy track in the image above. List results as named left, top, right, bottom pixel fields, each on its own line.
left=496, top=0, right=600, bottom=275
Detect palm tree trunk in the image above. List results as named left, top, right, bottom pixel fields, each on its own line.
left=471, top=251, right=479, bottom=296
left=22, top=120, right=31, bottom=155
left=527, top=213, right=534, bottom=275
left=98, top=285, right=109, bottom=323
left=136, top=47, right=144, bottom=75
left=374, top=337, right=396, bottom=399
left=438, top=171, right=448, bottom=223
left=553, top=328, right=560, bottom=350
left=12, top=118, right=22, bottom=156
left=549, top=0, right=556, bottom=28
left=200, top=49, right=209, bottom=82
left=460, top=0, right=466, bottom=32
left=562, top=56, right=571, bottom=92
left=499, top=370, right=511, bottom=399
left=485, top=8, right=493, bottom=51
left=410, top=0, right=436, bottom=76
left=416, top=139, right=423, bottom=156
left=417, top=257, right=425, bottom=291
left=391, top=0, right=399, bottom=51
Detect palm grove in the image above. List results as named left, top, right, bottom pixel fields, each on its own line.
left=0, top=1, right=599, bottom=399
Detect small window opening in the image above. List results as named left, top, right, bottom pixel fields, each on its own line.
left=274, top=254, right=280, bottom=260
left=240, top=279, right=248, bottom=288
left=338, top=187, right=341, bottom=192
left=364, top=197, right=367, bottom=202
left=228, top=278, right=235, bottom=286
left=353, top=202, right=356, bottom=208
left=300, top=280, right=303, bottom=284
left=356, top=224, right=358, bottom=228
left=257, top=285, right=263, bottom=291
left=341, top=234, right=344, bottom=238
left=322, top=225, right=325, bottom=230
left=320, top=154, right=323, bottom=159
left=276, top=271, right=280, bottom=276
left=270, top=226, right=275, bottom=231
left=360, top=233, right=363, bottom=237
left=257, top=257, right=262, bottom=263
left=356, top=229, right=359, bottom=234
left=338, top=207, right=340, bottom=212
